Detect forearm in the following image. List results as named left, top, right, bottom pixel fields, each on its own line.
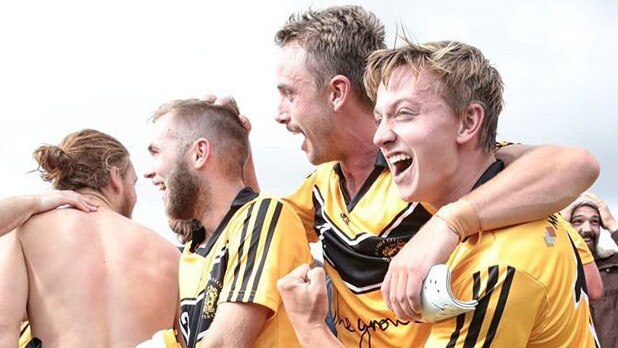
left=292, top=322, right=343, bottom=348
left=0, top=195, right=38, bottom=237
left=472, top=145, right=599, bottom=230
left=583, top=262, right=603, bottom=301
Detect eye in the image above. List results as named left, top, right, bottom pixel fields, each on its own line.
left=396, top=108, right=416, bottom=119
left=374, top=116, right=382, bottom=126
left=280, top=88, right=294, bottom=101
left=571, top=218, right=583, bottom=226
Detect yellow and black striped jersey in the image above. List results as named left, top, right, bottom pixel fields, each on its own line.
left=179, top=187, right=312, bottom=347
left=284, top=154, right=433, bottom=347
left=18, top=321, right=31, bottom=348
left=426, top=161, right=599, bottom=347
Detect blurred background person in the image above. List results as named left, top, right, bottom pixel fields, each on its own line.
left=563, top=192, right=618, bottom=348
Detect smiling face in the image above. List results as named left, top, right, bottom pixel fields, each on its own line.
left=570, top=204, right=601, bottom=252
left=373, top=66, right=460, bottom=205
left=275, top=44, right=338, bottom=165
left=144, top=112, right=205, bottom=220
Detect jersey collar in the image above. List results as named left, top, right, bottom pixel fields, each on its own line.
left=191, top=187, right=259, bottom=254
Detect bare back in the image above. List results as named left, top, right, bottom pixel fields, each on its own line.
left=17, top=207, right=180, bottom=348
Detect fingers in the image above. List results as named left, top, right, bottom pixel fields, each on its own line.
left=201, top=94, right=231, bottom=106
left=201, top=94, right=251, bottom=133
left=406, top=273, right=423, bottom=316
left=306, top=267, right=327, bottom=294
left=68, top=191, right=99, bottom=213
left=213, top=96, right=233, bottom=106
left=238, top=115, right=252, bottom=133
left=277, top=263, right=311, bottom=291
left=36, top=190, right=99, bottom=214
left=381, top=270, right=393, bottom=313
left=203, top=95, right=217, bottom=103
left=394, top=269, right=416, bottom=320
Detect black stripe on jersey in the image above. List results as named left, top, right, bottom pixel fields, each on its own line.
left=379, top=202, right=432, bottom=238
left=227, top=202, right=256, bottom=302
left=472, top=271, right=482, bottom=300
left=447, top=314, right=466, bottom=348
left=334, top=163, right=385, bottom=211
left=464, top=265, right=499, bottom=348
left=235, top=199, right=272, bottom=302
left=445, top=271, right=481, bottom=346
left=312, top=186, right=429, bottom=294
left=248, top=202, right=283, bottom=302
left=567, top=233, right=588, bottom=302
left=483, top=266, right=515, bottom=347
left=20, top=321, right=30, bottom=336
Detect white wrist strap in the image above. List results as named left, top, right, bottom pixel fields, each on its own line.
left=421, top=264, right=477, bottom=322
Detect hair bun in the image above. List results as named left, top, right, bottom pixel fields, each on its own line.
left=32, top=144, right=75, bottom=183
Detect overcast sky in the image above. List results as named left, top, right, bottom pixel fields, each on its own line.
left=1, top=0, right=616, bottom=244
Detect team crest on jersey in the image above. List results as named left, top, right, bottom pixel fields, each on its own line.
left=202, top=278, right=222, bottom=319
left=544, top=226, right=557, bottom=247
left=375, top=239, right=407, bottom=258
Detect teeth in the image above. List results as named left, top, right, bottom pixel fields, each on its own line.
left=388, top=154, right=412, bottom=165
left=157, top=183, right=167, bottom=191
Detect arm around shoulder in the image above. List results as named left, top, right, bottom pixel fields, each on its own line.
left=470, top=144, right=599, bottom=230
left=0, top=191, right=99, bottom=237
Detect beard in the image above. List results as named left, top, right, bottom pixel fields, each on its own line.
left=166, top=159, right=210, bottom=220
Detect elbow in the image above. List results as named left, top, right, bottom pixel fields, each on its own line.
left=559, top=146, right=600, bottom=202
left=588, top=284, right=603, bottom=301
left=575, top=147, right=600, bottom=188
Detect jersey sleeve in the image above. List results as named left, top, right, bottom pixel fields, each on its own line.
left=219, top=197, right=312, bottom=316
left=556, top=214, right=595, bottom=264
left=426, top=264, right=547, bottom=347
left=283, top=170, right=319, bottom=243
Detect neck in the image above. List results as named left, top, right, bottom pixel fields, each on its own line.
left=431, top=151, right=496, bottom=209
left=335, top=108, right=380, bottom=198
left=198, top=178, right=245, bottom=239
left=78, top=188, right=114, bottom=211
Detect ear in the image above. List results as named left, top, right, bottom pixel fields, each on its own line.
left=329, top=75, right=351, bottom=112
left=191, top=138, right=211, bottom=170
left=109, top=166, right=124, bottom=193
left=456, top=103, right=485, bottom=145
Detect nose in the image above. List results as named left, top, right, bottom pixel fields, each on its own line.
left=275, top=110, right=290, bottom=125
left=143, top=169, right=154, bottom=179
left=373, top=119, right=396, bottom=148
left=275, top=99, right=290, bottom=124
left=579, top=220, right=592, bottom=233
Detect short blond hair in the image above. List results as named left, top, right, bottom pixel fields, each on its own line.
left=365, top=40, right=503, bottom=151
left=275, top=5, right=385, bottom=109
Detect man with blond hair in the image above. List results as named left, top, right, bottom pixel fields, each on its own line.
left=0, top=129, right=180, bottom=347
left=274, top=5, right=598, bottom=347
left=279, top=39, right=600, bottom=347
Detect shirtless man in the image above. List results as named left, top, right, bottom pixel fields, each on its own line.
left=0, top=129, right=180, bottom=348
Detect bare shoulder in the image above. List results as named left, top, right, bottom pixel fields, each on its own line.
left=17, top=206, right=88, bottom=236
left=125, top=220, right=181, bottom=259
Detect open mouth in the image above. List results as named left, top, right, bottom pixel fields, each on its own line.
left=388, top=154, right=413, bottom=176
